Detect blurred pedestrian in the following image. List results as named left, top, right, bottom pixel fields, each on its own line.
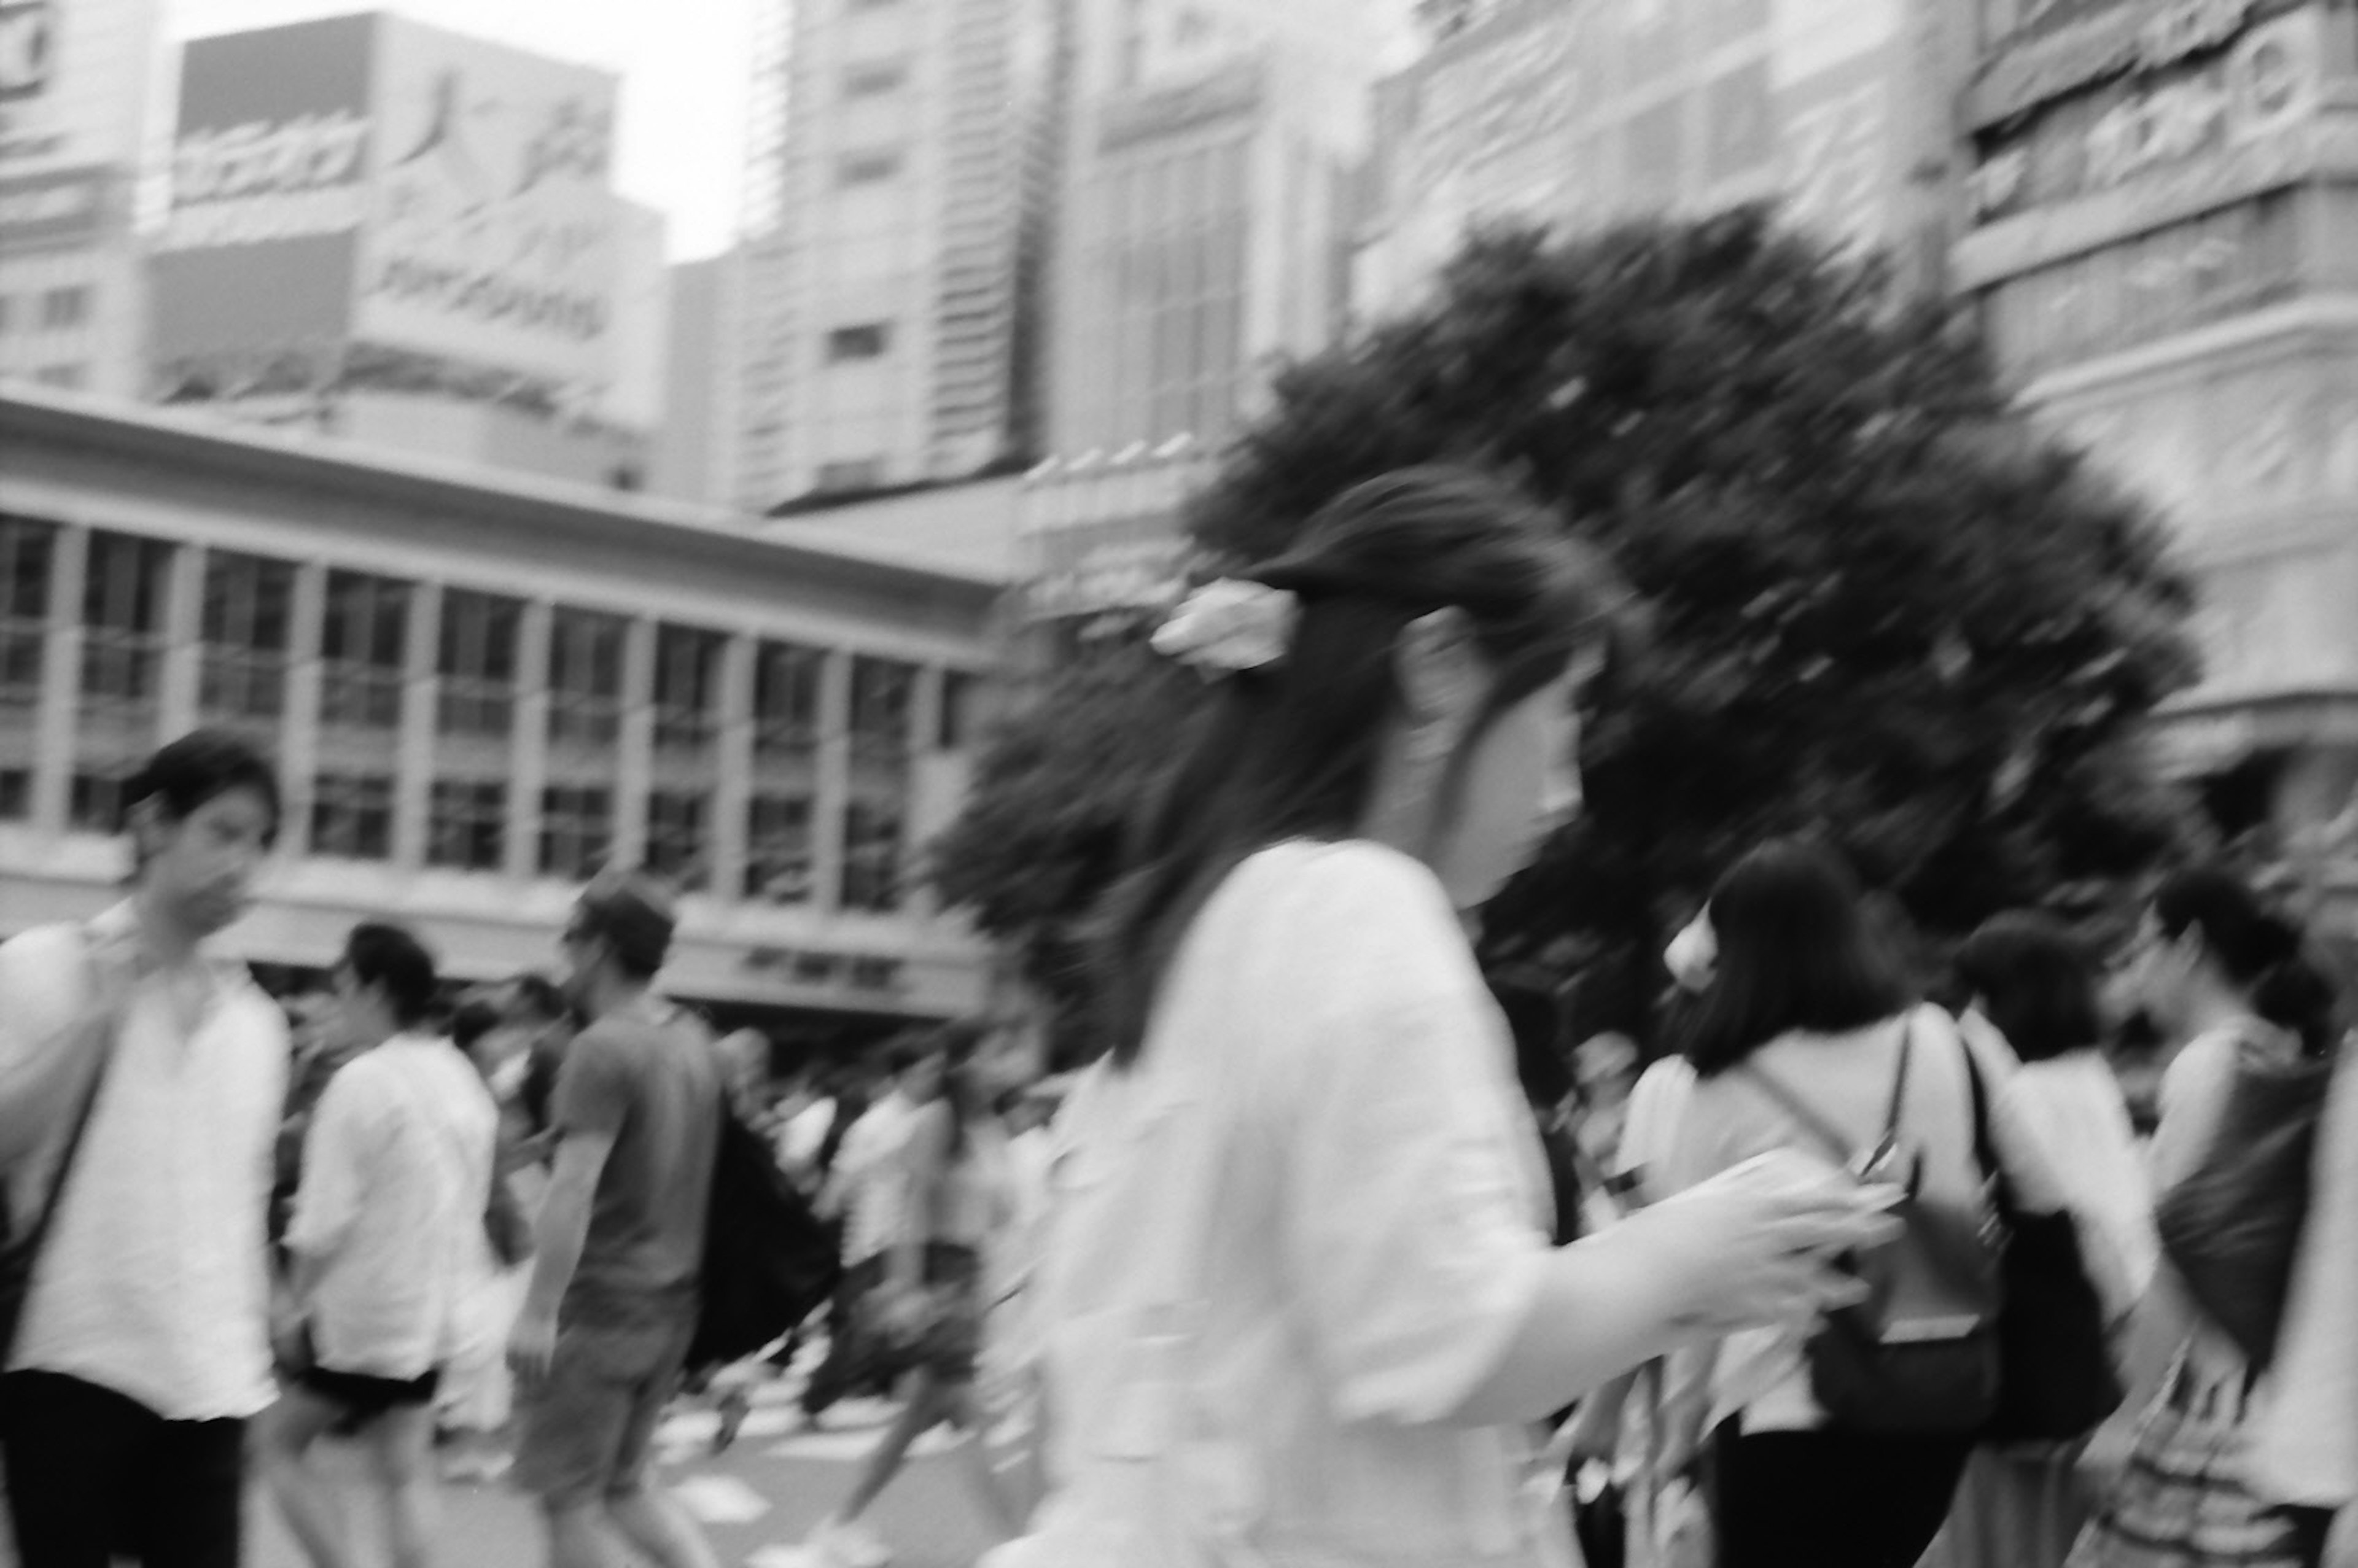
left=262, top=923, right=498, bottom=1568
left=507, top=871, right=723, bottom=1568
left=0, top=730, right=289, bottom=1568
left=799, top=1041, right=926, bottom=1425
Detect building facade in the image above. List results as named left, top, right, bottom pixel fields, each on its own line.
left=1353, top=0, right=1973, bottom=319
left=652, top=250, right=741, bottom=505
left=0, top=386, right=1005, bottom=1039
left=1954, top=0, right=2358, bottom=923
left=0, top=0, right=159, bottom=398
left=1044, top=0, right=1387, bottom=457
left=733, top=0, right=1068, bottom=511
left=147, top=15, right=667, bottom=489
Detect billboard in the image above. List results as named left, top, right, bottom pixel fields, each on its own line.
left=352, top=17, right=624, bottom=392
left=150, top=16, right=375, bottom=364
left=0, top=0, right=157, bottom=251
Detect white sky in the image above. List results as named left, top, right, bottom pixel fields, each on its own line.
left=170, top=0, right=757, bottom=262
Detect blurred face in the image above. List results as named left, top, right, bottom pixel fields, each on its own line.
left=2124, top=907, right=2200, bottom=1032
left=139, top=786, right=274, bottom=937
left=556, top=914, right=605, bottom=1011
left=329, top=961, right=392, bottom=1047
left=1430, top=673, right=1581, bottom=909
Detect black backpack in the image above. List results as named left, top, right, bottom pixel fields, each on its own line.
left=1744, top=1017, right=2004, bottom=1437
left=688, top=1098, right=842, bottom=1372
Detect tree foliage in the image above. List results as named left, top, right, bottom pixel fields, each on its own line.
left=932, top=209, right=2203, bottom=1044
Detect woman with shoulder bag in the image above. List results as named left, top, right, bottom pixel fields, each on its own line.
left=1938, top=912, right=2154, bottom=1568
left=2071, top=867, right=2352, bottom=1568
left=1658, top=840, right=1986, bottom=1568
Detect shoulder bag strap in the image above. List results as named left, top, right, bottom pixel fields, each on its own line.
left=11, top=930, right=124, bottom=1268
left=1740, top=1059, right=1859, bottom=1166
left=1882, top=1012, right=1916, bottom=1147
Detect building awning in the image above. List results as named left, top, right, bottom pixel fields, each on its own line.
left=2148, top=688, right=2358, bottom=777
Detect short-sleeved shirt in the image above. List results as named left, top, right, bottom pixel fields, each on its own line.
left=286, top=1034, right=499, bottom=1379
left=1004, top=840, right=1566, bottom=1567
left=551, top=1007, right=721, bottom=1329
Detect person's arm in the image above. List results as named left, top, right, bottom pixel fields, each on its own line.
left=508, top=1027, right=627, bottom=1384
left=281, top=1068, right=370, bottom=1291
left=889, top=1103, right=951, bottom=1294
left=0, top=931, right=119, bottom=1166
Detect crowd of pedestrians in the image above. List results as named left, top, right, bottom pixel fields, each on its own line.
left=2, top=462, right=2354, bottom=1568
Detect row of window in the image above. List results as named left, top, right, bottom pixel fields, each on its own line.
left=0, top=286, right=91, bottom=335
left=0, top=517, right=975, bottom=912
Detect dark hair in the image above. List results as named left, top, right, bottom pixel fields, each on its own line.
left=2152, top=866, right=2341, bottom=1056
left=571, top=869, right=675, bottom=982
left=1681, top=840, right=1915, bottom=1076
left=451, top=998, right=504, bottom=1057
left=1493, top=979, right=1573, bottom=1110
left=1954, top=912, right=2102, bottom=1063
left=125, top=728, right=281, bottom=843
left=1097, top=466, right=1631, bottom=1065
left=507, top=972, right=569, bottom=1025
left=341, top=922, right=440, bottom=1030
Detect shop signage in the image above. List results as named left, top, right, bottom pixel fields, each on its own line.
left=0, top=161, right=107, bottom=250
left=740, top=945, right=907, bottom=995
left=1969, top=7, right=2319, bottom=223
left=160, top=112, right=370, bottom=249
left=1971, top=0, right=2271, bottom=128
left=0, top=0, right=54, bottom=101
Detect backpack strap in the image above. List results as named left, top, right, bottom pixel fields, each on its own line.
left=1741, top=1012, right=1917, bottom=1171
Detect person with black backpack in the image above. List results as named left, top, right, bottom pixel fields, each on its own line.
left=1659, top=840, right=1990, bottom=1568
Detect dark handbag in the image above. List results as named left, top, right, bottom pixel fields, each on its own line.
left=1964, top=1052, right=2124, bottom=1442
left=2153, top=1033, right=2333, bottom=1368
left=1, top=933, right=119, bottom=1362
left=1747, top=1018, right=2004, bottom=1436
left=1573, top=1474, right=1627, bottom=1568
left=483, top=1170, right=534, bottom=1268
left=688, top=1097, right=842, bottom=1371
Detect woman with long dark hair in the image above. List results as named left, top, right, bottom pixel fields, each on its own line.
left=1659, top=839, right=1985, bottom=1568
left=981, top=468, right=1894, bottom=1567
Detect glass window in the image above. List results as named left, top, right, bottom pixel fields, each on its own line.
left=814, top=459, right=885, bottom=491
left=70, top=769, right=134, bottom=834
left=198, top=551, right=295, bottom=725
left=843, top=59, right=907, bottom=96
left=40, top=286, right=89, bottom=330
left=0, top=767, right=26, bottom=821
left=653, top=625, right=725, bottom=753
left=437, top=590, right=521, bottom=737
left=33, top=363, right=84, bottom=389
left=841, top=798, right=903, bottom=912
left=322, top=572, right=410, bottom=731
left=1, top=518, right=55, bottom=716
left=754, top=641, right=825, bottom=757
left=546, top=608, right=626, bottom=750
left=79, top=532, right=171, bottom=708
left=936, top=670, right=978, bottom=751
left=849, top=655, right=916, bottom=763
left=539, top=785, right=612, bottom=880
left=312, top=771, right=394, bottom=860
left=825, top=323, right=892, bottom=361
left=646, top=789, right=711, bottom=891
left=838, top=149, right=903, bottom=185
left=427, top=779, right=507, bottom=871
left=745, top=793, right=814, bottom=904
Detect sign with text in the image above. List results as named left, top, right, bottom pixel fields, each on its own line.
left=1969, top=6, right=2322, bottom=223
left=353, top=17, right=623, bottom=391
left=1971, top=0, right=2270, bottom=126
left=0, top=0, right=155, bottom=196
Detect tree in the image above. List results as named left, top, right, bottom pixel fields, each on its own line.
left=932, top=209, right=2203, bottom=1048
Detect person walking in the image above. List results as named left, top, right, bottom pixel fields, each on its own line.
left=807, top=1032, right=1024, bottom=1564
left=506, top=870, right=723, bottom=1568
left=982, top=468, right=1893, bottom=1568
left=262, top=923, right=499, bottom=1568
left=799, top=1045, right=924, bottom=1426
left=2074, top=867, right=2352, bottom=1567
left=0, top=730, right=290, bottom=1568
left=1659, top=839, right=1986, bottom=1568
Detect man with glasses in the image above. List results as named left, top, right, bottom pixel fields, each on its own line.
left=507, top=870, right=722, bottom=1568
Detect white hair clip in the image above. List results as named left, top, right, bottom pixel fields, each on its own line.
left=1150, top=578, right=1300, bottom=680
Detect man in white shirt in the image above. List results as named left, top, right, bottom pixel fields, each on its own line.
left=798, top=1041, right=927, bottom=1422
left=263, top=922, right=497, bottom=1568
left=0, top=730, right=290, bottom=1568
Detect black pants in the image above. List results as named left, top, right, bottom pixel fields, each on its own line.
left=0, top=1370, right=246, bottom=1568
left=798, top=1252, right=887, bottom=1418
left=1713, top=1420, right=1971, bottom=1568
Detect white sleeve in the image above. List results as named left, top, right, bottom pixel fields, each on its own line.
left=1279, top=852, right=1552, bottom=1426
left=285, top=1063, right=375, bottom=1260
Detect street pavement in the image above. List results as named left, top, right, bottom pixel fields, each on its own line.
left=243, top=1374, right=1006, bottom=1567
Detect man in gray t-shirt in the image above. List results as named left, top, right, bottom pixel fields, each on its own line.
left=508, top=871, right=721, bottom=1568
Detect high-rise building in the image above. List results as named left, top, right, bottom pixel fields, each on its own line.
left=651, top=250, right=741, bottom=505
left=0, top=0, right=161, bottom=398
left=1352, top=0, right=1973, bottom=319
left=1955, top=0, right=2358, bottom=926
left=733, top=0, right=1069, bottom=512
left=146, top=15, right=669, bottom=489
left=1044, top=0, right=1391, bottom=457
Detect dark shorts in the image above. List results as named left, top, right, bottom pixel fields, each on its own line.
left=296, top=1362, right=441, bottom=1421
left=512, top=1313, right=696, bottom=1509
